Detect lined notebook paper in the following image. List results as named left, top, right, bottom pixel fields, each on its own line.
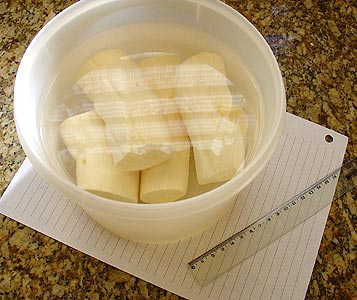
left=0, top=113, right=347, bottom=300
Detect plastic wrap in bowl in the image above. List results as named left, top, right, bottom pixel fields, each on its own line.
left=14, top=0, right=285, bottom=243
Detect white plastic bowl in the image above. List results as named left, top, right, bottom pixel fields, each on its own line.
left=14, top=0, right=285, bottom=243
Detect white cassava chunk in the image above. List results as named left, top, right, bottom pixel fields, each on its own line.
left=77, top=49, right=174, bottom=171
left=138, top=55, right=191, bottom=203
left=181, top=149, right=223, bottom=199
left=138, top=54, right=181, bottom=99
left=59, top=111, right=139, bottom=203
left=175, top=51, right=233, bottom=116
left=192, top=118, right=246, bottom=184
left=140, top=149, right=190, bottom=203
left=175, top=52, right=246, bottom=184
left=229, top=106, right=249, bottom=136
left=76, top=152, right=139, bottom=202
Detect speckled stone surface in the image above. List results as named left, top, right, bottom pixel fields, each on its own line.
left=0, top=0, right=356, bottom=299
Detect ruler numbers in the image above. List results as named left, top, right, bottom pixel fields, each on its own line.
left=189, top=158, right=357, bottom=285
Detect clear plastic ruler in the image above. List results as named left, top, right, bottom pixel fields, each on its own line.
left=189, top=157, right=357, bottom=286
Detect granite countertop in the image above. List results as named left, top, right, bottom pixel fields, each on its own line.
left=0, top=0, right=356, bottom=299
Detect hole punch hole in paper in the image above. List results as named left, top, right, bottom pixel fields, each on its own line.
left=325, top=134, right=334, bottom=143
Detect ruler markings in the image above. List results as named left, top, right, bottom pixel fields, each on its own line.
left=189, top=135, right=292, bottom=292
left=258, top=143, right=320, bottom=297
left=239, top=137, right=304, bottom=299
left=278, top=147, right=329, bottom=299
left=288, top=149, right=334, bottom=300
left=216, top=136, right=294, bottom=299
left=210, top=173, right=269, bottom=299
left=188, top=152, right=356, bottom=289
left=249, top=139, right=311, bottom=300
left=269, top=147, right=329, bottom=300
left=226, top=134, right=297, bottom=299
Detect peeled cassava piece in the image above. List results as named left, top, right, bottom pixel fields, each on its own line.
left=138, top=54, right=180, bottom=99
left=229, top=106, right=249, bottom=136
left=59, top=111, right=139, bottom=203
left=140, top=149, right=190, bottom=203
left=174, top=51, right=246, bottom=185
left=138, top=55, right=191, bottom=203
left=183, top=149, right=223, bottom=199
left=77, top=49, right=174, bottom=171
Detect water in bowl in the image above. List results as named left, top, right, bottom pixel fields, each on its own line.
left=40, top=22, right=263, bottom=202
